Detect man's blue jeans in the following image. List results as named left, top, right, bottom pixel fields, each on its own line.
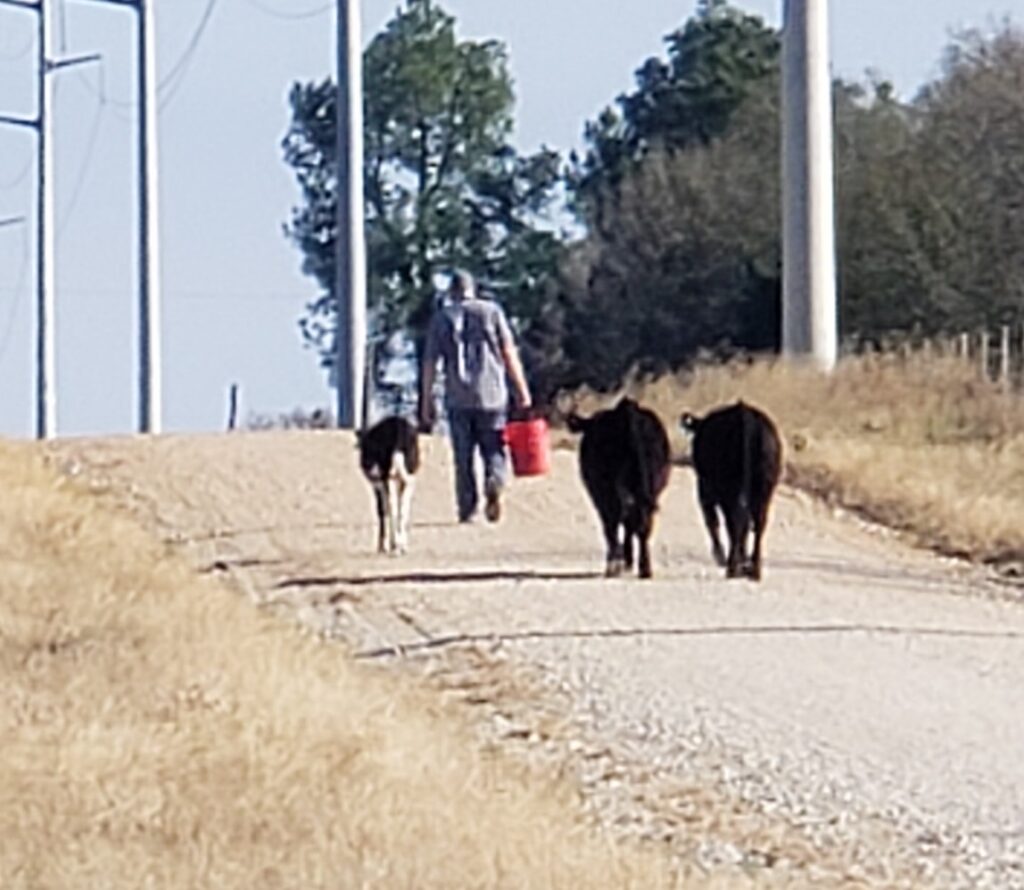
left=447, top=408, right=507, bottom=521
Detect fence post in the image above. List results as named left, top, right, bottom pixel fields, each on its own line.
left=979, top=329, right=990, bottom=381
left=1000, top=325, right=1011, bottom=392
left=227, top=383, right=239, bottom=431
left=957, top=331, right=970, bottom=361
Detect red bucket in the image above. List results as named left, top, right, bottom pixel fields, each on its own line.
left=504, top=416, right=551, bottom=477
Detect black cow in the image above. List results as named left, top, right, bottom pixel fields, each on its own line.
left=357, top=416, right=421, bottom=554
left=566, top=397, right=671, bottom=579
left=680, top=401, right=782, bottom=581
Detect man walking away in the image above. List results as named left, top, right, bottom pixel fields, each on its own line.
left=419, top=270, right=532, bottom=523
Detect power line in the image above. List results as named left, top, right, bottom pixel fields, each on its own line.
left=0, top=150, right=33, bottom=190
left=68, top=0, right=221, bottom=113
left=242, top=0, right=331, bottom=21
left=0, top=216, right=30, bottom=369
left=75, top=61, right=134, bottom=124
left=56, top=86, right=105, bottom=234
left=57, top=0, right=67, bottom=52
left=0, top=25, right=34, bottom=60
left=157, top=0, right=219, bottom=110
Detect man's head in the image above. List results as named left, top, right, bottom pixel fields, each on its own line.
left=449, top=268, right=475, bottom=302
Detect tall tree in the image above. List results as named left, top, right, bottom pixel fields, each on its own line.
left=282, top=0, right=563, bottom=380
left=570, top=0, right=779, bottom=214
left=832, top=79, right=944, bottom=336
left=910, top=24, right=1024, bottom=329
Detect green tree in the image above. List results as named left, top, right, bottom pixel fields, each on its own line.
left=570, top=0, right=779, bottom=212
left=551, top=81, right=782, bottom=393
left=832, top=79, right=947, bottom=337
left=910, top=24, right=1024, bottom=330
left=282, top=0, right=563, bottom=381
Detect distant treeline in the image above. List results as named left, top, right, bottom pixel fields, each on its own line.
left=282, top=0, right=1024, bottom=401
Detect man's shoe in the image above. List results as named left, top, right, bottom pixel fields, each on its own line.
left=484, top=485, right=502, bottom=523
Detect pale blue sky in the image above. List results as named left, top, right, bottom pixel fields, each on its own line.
left=0, top=0, right=1020, bottom=437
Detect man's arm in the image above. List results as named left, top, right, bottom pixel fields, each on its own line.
left=494, top=306, right=532, bottom=410
left=501, top=341, right=532, bottom=410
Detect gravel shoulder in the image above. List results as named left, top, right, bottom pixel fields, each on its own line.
left=47, top=430, right=1024, bottom=888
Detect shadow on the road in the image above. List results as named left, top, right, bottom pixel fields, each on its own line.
left=356, top=622, right=1024, bottom=660
left=771, top=555, right=955, bottom=586
left=168, top=521, right=351, bottom=544
left=201, top=557, right=289, bottom=573
left=274, top=568, right=603, bottom=590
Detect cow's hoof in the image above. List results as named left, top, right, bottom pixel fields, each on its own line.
left=639, top=566, right=653, bottom=580
left=605, top=560, right=625, bottom=578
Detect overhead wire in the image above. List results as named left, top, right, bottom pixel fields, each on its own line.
left=0, top=26, right=34, bottom=62
left=68, top=0, right=222, bottom=114
left=241, top=0, right=332, bottom=21
left=57, top=83, right=105, bottom=235
left=157, top=0, right=220, bottom=111
left=0, top=151, right=34, bottom=191
left=75, top=60, right=135, bottom=122
left=0, top=222, right=31, bottom=369
left=57, top=0, right=68, bottom=53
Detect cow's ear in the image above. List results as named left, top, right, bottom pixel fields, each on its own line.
left=565, top=413, right=586, bottom=434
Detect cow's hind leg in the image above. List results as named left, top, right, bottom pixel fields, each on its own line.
left=746, top=497, right=770, bottom=581
left=373, top=483, right=388, bottom=553
left=604, top=522, right=626, bottom=577
left=394, top=455, right=413, bottom=554
left=698, top=481, right=727, bottom=567
left=622, top=529, right=634, bottom=571
left=636, top=512, right=655, bottom=579
left=596, top=501, right=625, bottom=577
left=724, top=503, right=750, bottom=579
left=385, top=477, right=401, bottom=553
left=623, top=501, right=654, bottom=579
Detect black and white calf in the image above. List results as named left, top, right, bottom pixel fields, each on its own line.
left=357, top=416, right=420, bottom=554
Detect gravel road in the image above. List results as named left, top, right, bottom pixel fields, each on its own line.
left=48, top=430, right=1024, bottom=888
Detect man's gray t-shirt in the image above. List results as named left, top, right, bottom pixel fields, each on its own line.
left=424, top=297, right=513, bottom=412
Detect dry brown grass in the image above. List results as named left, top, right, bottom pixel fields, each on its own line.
left=0, top=441, right=710, bottom=889
left=563, top=353, right=1024, bottom=567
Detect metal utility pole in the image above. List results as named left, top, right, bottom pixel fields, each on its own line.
left=72, top=0, right=162, bottom=433
left=781, top=0, right=838, bottom=371
left=0, top=0, right=56, bottom=438
left=136, top=0, right=162, bottom=433
left=335, top=0, right=368, bottom=430
left=37, top=0, right=57, bottom=438
left=1, top=0, right=97, bottom=439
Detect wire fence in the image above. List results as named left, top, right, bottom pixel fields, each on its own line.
left=843, top=324, right=1024, bottom=392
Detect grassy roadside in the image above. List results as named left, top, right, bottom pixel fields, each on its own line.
left=0, top=442, right=699, bottom=889
left=563, top=353, right=1024, bottom=569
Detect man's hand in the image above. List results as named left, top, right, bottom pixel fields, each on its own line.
left=418, top=400, right=436, bottom=433
left=514, top=386, right=532, bottom=411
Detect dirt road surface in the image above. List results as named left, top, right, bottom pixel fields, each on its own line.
left=48, top=430, right=1024, bottom=888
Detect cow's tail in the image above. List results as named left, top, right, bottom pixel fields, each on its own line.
left=626, top=401, right=658, bottom=512
left=739, top=403, right=754, bottom=512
